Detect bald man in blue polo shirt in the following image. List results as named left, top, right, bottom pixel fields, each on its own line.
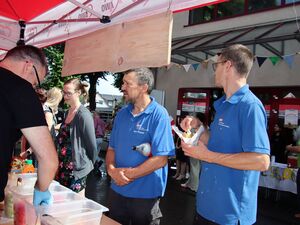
left=182, top=44, right=270, bottom=225
left=106, top=68, right=175, bottom=225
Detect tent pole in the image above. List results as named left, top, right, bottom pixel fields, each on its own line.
left=17, top=20, right=26, bottom=46
left=26, top=0, right=93, bottom=44
left=66, top=0, right=103, bottom=19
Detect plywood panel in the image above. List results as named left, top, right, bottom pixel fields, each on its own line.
left=62, top=11, right=173, bottom=76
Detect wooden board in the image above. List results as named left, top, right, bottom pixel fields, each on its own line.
left=62, top=11, right=173, bottom=76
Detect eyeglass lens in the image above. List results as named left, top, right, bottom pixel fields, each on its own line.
left=32, top=65, right=41, bottom=87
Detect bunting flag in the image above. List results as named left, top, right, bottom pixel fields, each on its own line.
left=192, top=63, right=200, bottom=71
left=209, top=55, right=218, bottom=62
left=182, top=64, right=191, bottom=72
left=202, top=60, right=209, bottom=69
left=167, top=52, right=298, bottom=72
left=283, top=55, right=294, bottom=69
left=166, top=63, right=175, bottom=70
left=269, top=56, right=280, bottom=66
left=256, top=57, right=267, bottom=67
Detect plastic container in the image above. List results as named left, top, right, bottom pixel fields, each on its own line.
left=49, top=183, right=72, bottom=193
left=23, top=192, right=83, bottom=205
left=7, top=173, right=37, bottom=188
left=40, top=200, right=109, bottom=225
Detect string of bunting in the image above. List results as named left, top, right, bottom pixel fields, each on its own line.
left=167, top=52, right=300, bottom=72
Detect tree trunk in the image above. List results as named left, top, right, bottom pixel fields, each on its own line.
left=88, top=73, right=98, bottom=111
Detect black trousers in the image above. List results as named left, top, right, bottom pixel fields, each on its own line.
left=193, top=213, right=219, bottom=225
left=193, top=213, right=241, bottom=225
left=108, top=189, right=162, bottom=225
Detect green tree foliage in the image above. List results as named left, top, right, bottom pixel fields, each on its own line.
left=113, top=72, right=124, bottom=91
left=42, top=43, right=73, bottom=89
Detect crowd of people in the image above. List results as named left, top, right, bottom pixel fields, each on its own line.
left=4, top=43, right=300, bottom=225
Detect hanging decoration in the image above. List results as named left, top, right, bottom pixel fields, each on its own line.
left=283, top=55, right=295, bottom=69
left=167, top=52, right=300, bottom=72
left=192, top=63, right=200, bottom=71
left=182, top=64, right=191, bottom=72
left=256, top=57, right=267, bottom=67
left=269, top=56, right=281, bottom=66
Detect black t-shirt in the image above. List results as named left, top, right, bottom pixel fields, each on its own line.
left=0, top=67, right=47, bottom=201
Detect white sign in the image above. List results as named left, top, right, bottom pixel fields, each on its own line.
left=284, top=109, right=298, bottom=126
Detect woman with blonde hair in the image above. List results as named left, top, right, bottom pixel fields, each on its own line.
left=20, top=87, right=62, bottom=159
left=44, top=87, right=63, bottom=138
left=55, top=78, right=97, bottom=196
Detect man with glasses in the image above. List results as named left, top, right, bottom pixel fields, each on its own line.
left=0, top=45, right=58, bottom=206
left=181, top=44, right=270, bottom=225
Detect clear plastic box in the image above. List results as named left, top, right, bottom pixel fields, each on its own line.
left=23, top=192, right=83, bottom=204
left=7, top=173, right=37, bottom=188
left=40, top=200, right=109, bottom=225
left=7, top=182, right=72, bottom=199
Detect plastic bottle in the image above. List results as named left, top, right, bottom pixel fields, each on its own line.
left=4, top=190, right=14, bottom=218
left=132, top=143, right=152, bottom=157
left=22, top=160, right=35, bottom=173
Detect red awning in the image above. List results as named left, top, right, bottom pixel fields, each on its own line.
left=0, top=0, right=225, bottom=50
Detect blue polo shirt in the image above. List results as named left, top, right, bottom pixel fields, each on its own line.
left=197, top=85, right=270, bottom=225
left=109, top=97, right=175, bottom=198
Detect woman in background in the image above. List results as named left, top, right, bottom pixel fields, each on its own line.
left=43, top=87, right=63, bottom=139
left=56, top=78, right=97, bottom=196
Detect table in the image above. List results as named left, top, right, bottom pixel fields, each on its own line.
left=259, top=163, right=298, bottom=194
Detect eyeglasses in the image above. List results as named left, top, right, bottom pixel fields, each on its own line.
left=32, top=65, right=41, bottom=87
left=62, top=91, right=77, bottom=97
left=212, top=60, right=227, bottom=72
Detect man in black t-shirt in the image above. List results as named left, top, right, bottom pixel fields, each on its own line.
left=0, top=45, right=58, bottom=206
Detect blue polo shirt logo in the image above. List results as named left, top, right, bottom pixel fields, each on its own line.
left=134, top=122, right=148, bottom=134
left=218, top=117, right=230, bottom=128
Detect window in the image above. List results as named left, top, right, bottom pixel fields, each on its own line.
left=216, top=0, right=245, bottom=19
left=188, top=0, right=300, bottom=25
left=189, top=6, right=214, bottom=24
left=285, top=0, right=300, bottom=4
left=248, top=0, right=281, bottom=13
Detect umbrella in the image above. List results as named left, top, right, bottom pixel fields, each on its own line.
left=0, top=0, right=225, bottom=50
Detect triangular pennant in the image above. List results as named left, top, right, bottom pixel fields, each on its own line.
left=269, top=56, right=280, bottom=66
left=202, top=61, right=209, bottom=69
left=209, top=55, right=218, bottom=62
left=192, top=63, right=200, bottom=71
left=283, top=55, right=294, bottom=69
left=256, top=57, right=267, bottom=67
left=182, top=64, right=191, bottom=72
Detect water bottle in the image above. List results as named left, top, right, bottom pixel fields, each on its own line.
left=132, top=143, right=152, bottom=157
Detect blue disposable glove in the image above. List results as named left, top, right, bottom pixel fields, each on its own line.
left=33, top=188, right=53, bottom=206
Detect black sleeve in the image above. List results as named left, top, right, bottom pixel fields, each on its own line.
left=7, top=81, right=47, bottom=128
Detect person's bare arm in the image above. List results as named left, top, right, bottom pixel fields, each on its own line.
left=124, top=156, right=168, bottom=179
left=106, top=147, right=132, bottom=186
left=21, top=126, right=58, bottom=191
left=286, top=145, right=300, bottom=153
left=44, top=112, right=54, bottom=131
left=181, top=141, right=269, bottom=171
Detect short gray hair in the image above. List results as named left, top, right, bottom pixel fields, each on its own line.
left=220, top=44, right=254, bottom=78
left=4, top=45, right=48, bottom=72
left=124, top=68, right=154, bottom=94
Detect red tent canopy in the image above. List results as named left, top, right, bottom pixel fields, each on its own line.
left=0, top=0, right=225, bottom=50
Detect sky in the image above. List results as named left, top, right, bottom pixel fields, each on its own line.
left=96, top=74, right=122, bottom=96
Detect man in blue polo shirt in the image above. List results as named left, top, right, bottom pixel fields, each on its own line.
left=182, top=44, right=270, bottom=225
left=106, top=68, right=175, bottom=225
